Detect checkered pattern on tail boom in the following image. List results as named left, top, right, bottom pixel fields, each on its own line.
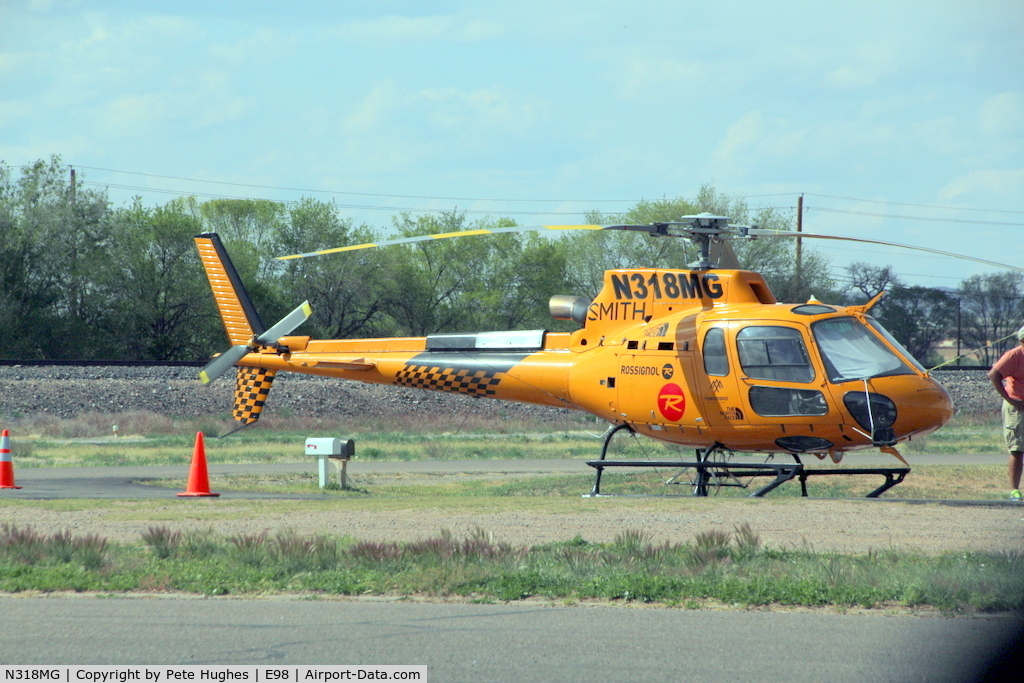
left=233, top=366, right=277, bottom=424
left=395, top=364, right=501, bottom=396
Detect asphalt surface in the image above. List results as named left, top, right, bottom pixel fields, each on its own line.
left=0, top=452, right=1014, bottom=500
left=0, top=597, right=1020, bottom=682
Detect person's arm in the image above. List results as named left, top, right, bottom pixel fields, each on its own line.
left=990, top=366, right=1024, bottom=410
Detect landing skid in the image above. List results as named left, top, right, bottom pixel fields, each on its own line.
left=584, top=428, right=909, bottom=498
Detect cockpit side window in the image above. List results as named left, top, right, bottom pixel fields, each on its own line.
left=736, top=326, right=814, bottom=383
left=702, top=327, right=729, bottom=376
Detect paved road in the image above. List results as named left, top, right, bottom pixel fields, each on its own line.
left=0, top=453, right=1014, bottom=500
left=1, top=459, right=593, bottom=499
left=0, top=597, right=1020, bottom=682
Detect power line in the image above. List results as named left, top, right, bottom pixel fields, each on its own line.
left=808, top=206, right=1024, bottom=227
left=805, top=192, right=1024, bottom=216
left=75, top=165, right=637, bottom=204
left=75, top=163, right=805, bottom=206
left=81, top=181, right=612, bottom=217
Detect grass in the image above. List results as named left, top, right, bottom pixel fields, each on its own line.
left=2, top=407, right=1013, bottom=499
left=904, top=414, right=1006, bottom=455
left=137, top=463, right=1012, bottom=500
left=6, top=430, right=608, bottom=469
left=0, top=411, right=1008, bottom=470
left=0, top=410, right=1019, bottom=610
left=0, top=522, right=1019, bottom=612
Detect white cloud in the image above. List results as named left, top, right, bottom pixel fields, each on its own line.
left=980, top=92, right=1024, bottom=136
left=421, top=86, right=545, bottom=136
left=938, top=169, right=1024, bottom=203
left=822, top=40, right=901, bottom=89
left=603, top=50, right=707, bottom=99
left=823, top=65, right=876, bottom=89
left=710, top=111, right=808, bottom=178
left=329, top=15, right=502, bottom=44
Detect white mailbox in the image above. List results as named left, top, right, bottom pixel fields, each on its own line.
left=306, top=438, right=355, bottom=488
left=305, top=437, right=343, bottom=457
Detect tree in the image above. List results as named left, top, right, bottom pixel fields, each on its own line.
left=562, top=186, right=836, bottom=303
left=466, top=232, right=570, bottom=331
left=0, top=157, right=112, bottom=359
left=378, top=211, right=513, bottom=335
left=845, top=262, right=901, bottom=303
left=563, top=196, right=699, bottom=299
left=958, top=272, right=1024, bottom=364
left=102, top=200, right=218, bottom=360
left=874, top=286, right=958, bottom=366
left=272, top=198, right=390, bottom=339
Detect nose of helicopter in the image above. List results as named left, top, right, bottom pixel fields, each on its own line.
left=885, top=374, right=954, bottom=439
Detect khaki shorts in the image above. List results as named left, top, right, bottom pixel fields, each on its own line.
left=1003, top=401, right=1024, bottom=452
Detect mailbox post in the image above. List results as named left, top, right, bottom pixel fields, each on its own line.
left=305, top=438, right=355, bottom=488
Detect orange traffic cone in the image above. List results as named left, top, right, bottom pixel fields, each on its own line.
left=177, top=431, right=219, bottom=497
left=0, top=429, right=22, bottom=489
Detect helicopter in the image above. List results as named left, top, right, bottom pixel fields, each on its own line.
left=193, top=214, right=1014, bottom=496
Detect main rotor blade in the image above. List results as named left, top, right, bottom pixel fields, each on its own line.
left=275, top=224, right=609, bottom=260
left=256, top=301, right=313, bottom=343
left=199, top=345, right=249, bottom=385
left=747, top=229, right=1024, bottom=274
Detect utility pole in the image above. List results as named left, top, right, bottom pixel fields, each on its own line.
left=795, top=194, right=803, bottom=296
left=69, top=167, right=76, bottom=206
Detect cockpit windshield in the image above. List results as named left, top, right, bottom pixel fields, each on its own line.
left=811, top=317, right=917, bottom=383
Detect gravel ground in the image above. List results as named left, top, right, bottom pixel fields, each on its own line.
left=1, top=365, right=1019, bottom=554
left=0, top=364, right=576, bottom=425
left=0, top=364, right=1001, bottom=422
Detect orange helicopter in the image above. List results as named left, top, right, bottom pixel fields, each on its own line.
left=194, top=214, right=1014, bottom=496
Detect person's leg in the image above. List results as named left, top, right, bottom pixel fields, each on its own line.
left=1002, top=401, right=1023, bottom=497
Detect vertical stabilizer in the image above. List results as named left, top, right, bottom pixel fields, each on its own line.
left=194, top=233, right=267, bottom=345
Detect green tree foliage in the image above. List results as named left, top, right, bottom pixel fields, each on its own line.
left=565, top=196, right=699, bottom=299
left=957, top=272, right=1024, bottom=364
left=566, top=186, right=835, bottom=303
left=0, top=157, right=112, bottom=358
left=1, top=160, right=987, bottom=372
left=841, top=262, right=959, bottom=366
left=102, top=200, right=219, bottom=360
left=378, top=211, right=526, bottom=335
left=465, top=231, right=569, bottom=331
left=272, top=198, right=390, bottom=338
left=874, top=286, right=958, bottom=366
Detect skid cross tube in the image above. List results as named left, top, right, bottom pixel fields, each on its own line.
left=583, top=427, right=911, bottom=497
left=585, top=455, right=912, bottom=498
left=584, top=459, right=802, bottom=497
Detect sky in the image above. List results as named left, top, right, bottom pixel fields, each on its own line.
left=2, top=0, right=1023, bottom=290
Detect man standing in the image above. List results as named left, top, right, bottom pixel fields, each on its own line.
left=989, top=327, right=1024, bottom=500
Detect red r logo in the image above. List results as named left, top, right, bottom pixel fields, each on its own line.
left=658, top=383, right=686, bottom=421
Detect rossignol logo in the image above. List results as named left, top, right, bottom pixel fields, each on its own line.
left=620, top=365, right=661, bottom=376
